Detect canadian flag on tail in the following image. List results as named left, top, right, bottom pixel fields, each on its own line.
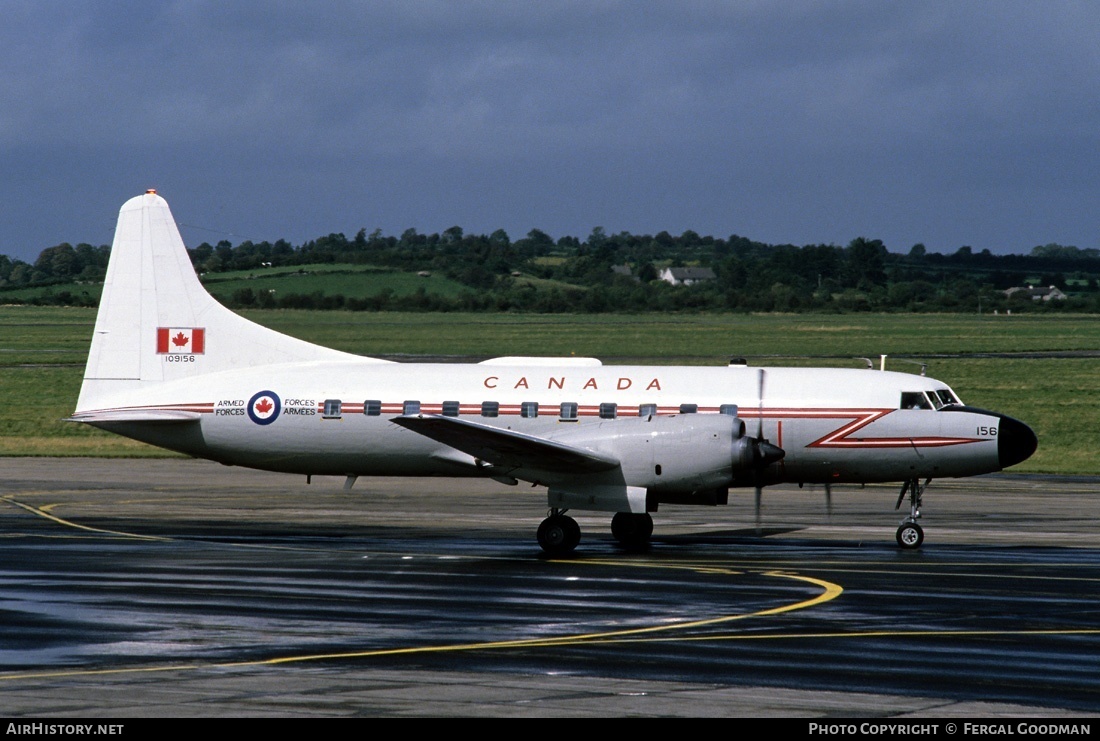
left=156, top=327, right=206, bottom=354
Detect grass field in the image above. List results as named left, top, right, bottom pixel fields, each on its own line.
left=1, top=306, right=1096, bottom=474
left=201, top=263, right=471, bottom=301
left=0, top=263, right=473, bottom=305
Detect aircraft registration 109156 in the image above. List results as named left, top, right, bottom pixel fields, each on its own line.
left=68, top=192, right=1038, bottom=555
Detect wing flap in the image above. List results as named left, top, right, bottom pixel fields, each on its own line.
left=392, top=414, right=620, bottom=473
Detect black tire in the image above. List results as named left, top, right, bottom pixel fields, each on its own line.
left=563, top=515, right=581, bottom=550
left=896, top=521, right=924, bottom=549
left=538, top=515, right=580, bottom=556
left=611, top=512, right=653, bottom=548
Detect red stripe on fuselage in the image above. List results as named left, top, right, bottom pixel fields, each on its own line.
left=89, top=402, right=983, bottom=450
left=760, top=408, right=982, bottom=449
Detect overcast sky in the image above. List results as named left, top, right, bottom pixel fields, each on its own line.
left=2, top=1, right=1098, bottom=263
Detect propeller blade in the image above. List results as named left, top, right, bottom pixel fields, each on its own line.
left=752, top=367, right=773, bottom=538
left=754, top=484, right=762, bottom=535
left=825, top=483, right=832, bottom=517
left=756, top=368, right=766, bottom=439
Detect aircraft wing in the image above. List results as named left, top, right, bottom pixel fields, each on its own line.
left=392, top=414, right=620, bottom=473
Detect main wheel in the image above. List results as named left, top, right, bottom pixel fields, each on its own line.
left=611, top=512, right=653, bottom=548
left=896, top=521, right=924, bottom=549
left=538, top=514, right=580, bottom=556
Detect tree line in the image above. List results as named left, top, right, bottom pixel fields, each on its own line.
left=4, top=226, right=1100, bottom=313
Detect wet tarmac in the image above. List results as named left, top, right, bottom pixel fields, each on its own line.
left=1, top=458, right=1098, bottom=717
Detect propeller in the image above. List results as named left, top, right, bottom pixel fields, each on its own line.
left=754, top=369, right=764, bottom=533
left=750, top=368, right=785, bottom=534
left=725, top=368, right=786, bottom=536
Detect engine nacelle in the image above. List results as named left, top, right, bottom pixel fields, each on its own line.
left=550, top=413, right=754, bottom=493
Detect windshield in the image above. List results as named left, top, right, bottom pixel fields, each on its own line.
left=901, top=392, right=932, bottom=410
left=936, top=389, right=961, bottom=406
left=901, top=388, right=962, bottom=410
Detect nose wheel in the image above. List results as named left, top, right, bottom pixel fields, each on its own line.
left=896, top=520, right=924, bottom=549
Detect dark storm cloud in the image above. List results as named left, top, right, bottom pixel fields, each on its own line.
left=2, top=1, right=1098, bottom=262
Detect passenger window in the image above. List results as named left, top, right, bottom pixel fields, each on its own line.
left=901, top=392, right=932, bottom=410
left=403, top=400, right=420, bottom=414
left=638, top=403, right=657, bottom=417
left=719, top=404, right=739, bottom=416
left=520, top=401, right=538, bottom=418
left=599, top=402, right=617, bottom=419
left=679, top=403, right=698, bottom=414
left=442, top=400, right=460, bottom=417
left=560, top=402, right=578, bottom=421
left=363, top=400, right=381, bottom=416
left=323, top=399, right=342, bottom=419
left=481, top=401, right=499, bottom=418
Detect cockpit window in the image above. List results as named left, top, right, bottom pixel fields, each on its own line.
left=936, top=389, right=960, bottom=406
left=901, top=392, right=932, bottom=410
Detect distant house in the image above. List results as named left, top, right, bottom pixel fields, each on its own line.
left=659, top=267, right=716, bottom=286
left=610, top=264, right=641, bottom=283
left=1004, top=285, right=1067, bottom=302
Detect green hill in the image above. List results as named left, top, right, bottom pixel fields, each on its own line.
left=0, top=263, right=474, bottom=307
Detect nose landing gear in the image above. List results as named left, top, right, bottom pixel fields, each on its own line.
left=895, top=477, right=929, bottom=549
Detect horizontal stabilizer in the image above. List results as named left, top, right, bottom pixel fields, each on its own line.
left=392, top=414, right=620, bottom=473
left=67, top=409, right=202, bottom=424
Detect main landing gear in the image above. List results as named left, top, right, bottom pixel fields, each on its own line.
left=537, top=509, right=581, bottom=556
left=895, top=477, right=930, bottom=549
left=536, top=510, right=656, bottom=556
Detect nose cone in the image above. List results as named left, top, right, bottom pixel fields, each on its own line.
left=998, top=414, right=1038, bottom=469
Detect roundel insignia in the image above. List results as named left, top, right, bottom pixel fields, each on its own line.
left=247, top=390, right=281, bottom=425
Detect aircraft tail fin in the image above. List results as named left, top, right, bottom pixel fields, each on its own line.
left=76, top=191, right=376, bottom=412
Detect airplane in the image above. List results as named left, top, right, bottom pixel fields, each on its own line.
left=68, top=191, right=1038, bottom=556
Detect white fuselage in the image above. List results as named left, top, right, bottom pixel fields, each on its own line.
left=85, top=357, right=1003, bottom=486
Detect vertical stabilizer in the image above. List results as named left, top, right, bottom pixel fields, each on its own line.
left=76, top=191, right=376, bottom=412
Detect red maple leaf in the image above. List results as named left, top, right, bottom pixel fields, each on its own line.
left=172, top=331, right=190, bottom=347
left=255, top=398, right=273, bottom=414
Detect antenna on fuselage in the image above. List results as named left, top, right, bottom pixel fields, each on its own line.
left=892, top=358, right=929, bottom=376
